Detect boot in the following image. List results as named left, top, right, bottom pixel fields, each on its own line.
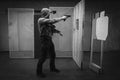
left=36, top=69, right=46, bottom=78
left=50, top=68, right=60, bottom=73
left=37, top=72, right=46, bottom=78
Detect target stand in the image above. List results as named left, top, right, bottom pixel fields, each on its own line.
left=89, top=11, right=109, bottom=74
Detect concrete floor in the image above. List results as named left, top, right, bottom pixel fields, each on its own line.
left=0, top=51, right=120, bottom=80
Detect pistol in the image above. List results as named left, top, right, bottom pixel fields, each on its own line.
left=64, top=15, right=71, bottom=17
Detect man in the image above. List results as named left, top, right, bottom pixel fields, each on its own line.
left=37, top=8, right=69, bottom=78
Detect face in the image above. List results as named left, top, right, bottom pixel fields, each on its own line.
left=46, top=10, right=56, bottom=18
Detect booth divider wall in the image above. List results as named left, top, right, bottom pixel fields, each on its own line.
left=8, top=8, right=34, bottom=58
left=73, top=0, right=85, bottom=68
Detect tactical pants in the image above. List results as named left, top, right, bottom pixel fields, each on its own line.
left=37, top=36, right=56, bottom=73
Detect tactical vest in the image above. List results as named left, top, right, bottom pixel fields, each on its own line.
left=38, top=23, right=55, bottom=37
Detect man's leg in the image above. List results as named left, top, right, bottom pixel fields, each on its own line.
left=37, top=47, right=47, bottom=77
left=49, top=41, right=60, bottom=73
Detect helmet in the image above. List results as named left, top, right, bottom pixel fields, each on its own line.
left=40, top=8, right=51, bottom=18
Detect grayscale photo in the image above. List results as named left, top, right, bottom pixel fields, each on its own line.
left=0, top=0, right=120, bottom=80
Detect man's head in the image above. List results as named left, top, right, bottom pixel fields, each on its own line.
left=40, top=8, right=51, bottom=18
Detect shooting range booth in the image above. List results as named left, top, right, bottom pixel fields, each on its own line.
left=8, top=0, right=109, bottom=74
left=8, top=0, right=85, bottom=69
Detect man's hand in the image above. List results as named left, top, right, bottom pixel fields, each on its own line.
left=63, top=15, right=71, bottom=21
left=59, top=33, right=63, bottom=36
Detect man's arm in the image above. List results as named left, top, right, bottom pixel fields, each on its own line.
left=52, top=29, right=63, bottom=36
left=38, top=16, right=67, bottom=24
